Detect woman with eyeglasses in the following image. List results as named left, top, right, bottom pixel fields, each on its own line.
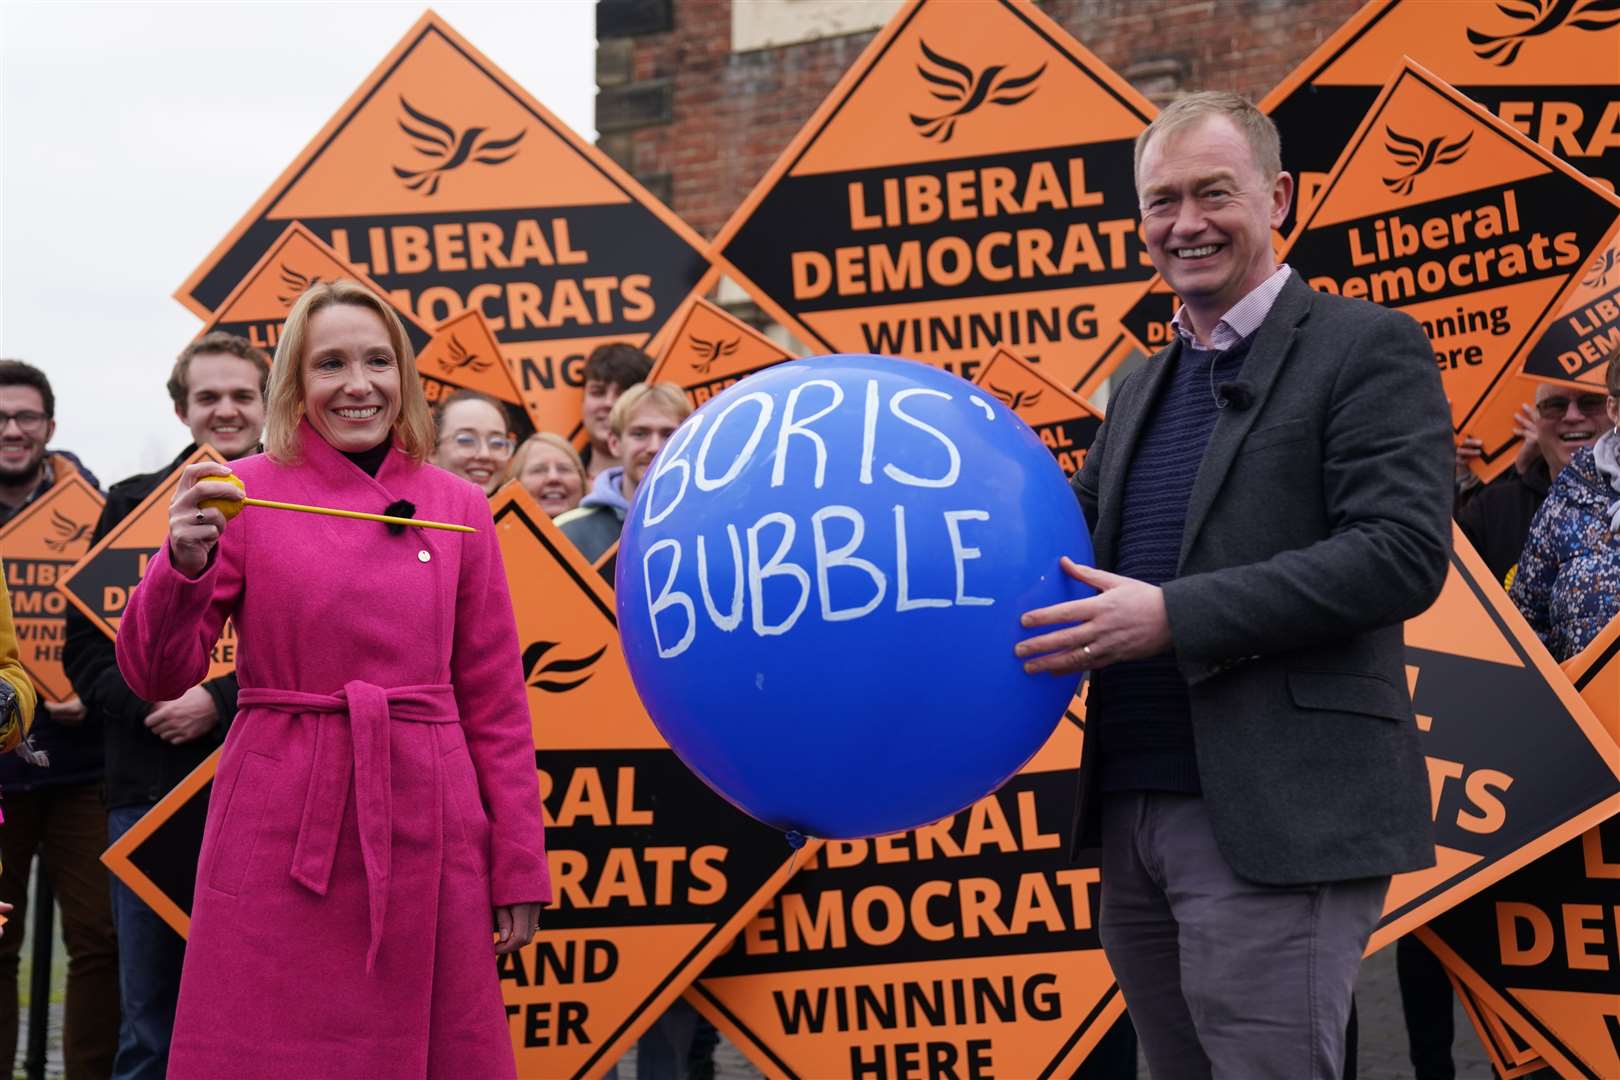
left=1510, top=353, right=1620, bottom=661
left=432, top=389, right=514, bottom=496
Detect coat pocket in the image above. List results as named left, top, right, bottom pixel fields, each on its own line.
left=1287, top=670, right=1411, bottom=722
left=443, top=739, right=492, bottom=856
left=206, top=751, right=276, bottom=897
left=1242, top=418, right=1313, bottom=452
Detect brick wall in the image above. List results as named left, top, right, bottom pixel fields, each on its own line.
left=596, top=0, right=1363, bottom=244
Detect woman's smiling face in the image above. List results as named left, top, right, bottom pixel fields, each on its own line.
left=301, top=303, right=402, bottom=453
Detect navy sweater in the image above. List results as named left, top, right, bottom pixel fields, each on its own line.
left=1089, top=339, right=1250, bottom=794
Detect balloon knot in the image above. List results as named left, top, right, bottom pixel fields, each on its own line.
left=784, top=830, right=806, bottom=850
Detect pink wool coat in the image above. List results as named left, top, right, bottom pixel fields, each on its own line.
left=117, top=423, right=550, bottom=1079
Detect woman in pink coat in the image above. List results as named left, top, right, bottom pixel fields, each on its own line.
left=116, top=280, right=549, bottom=1079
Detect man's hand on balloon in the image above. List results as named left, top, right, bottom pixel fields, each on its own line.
left=1016, top=558, right=1171, bottom=674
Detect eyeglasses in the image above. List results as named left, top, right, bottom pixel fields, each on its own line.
left=1535, top=394, right=1609, bottom=421
left=443, top=432, right=514, bottom=457
left=0, top=411, right=49, bottom=434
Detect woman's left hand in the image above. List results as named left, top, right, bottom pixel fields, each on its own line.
left=493, top=902, right=542, bottom=954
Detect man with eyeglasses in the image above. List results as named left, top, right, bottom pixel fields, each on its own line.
left=61, top=333, right=268, bottom=1080
left=1457, top=385, right=1606, bottom=586
left=0, top=359, right=120, bottom=1079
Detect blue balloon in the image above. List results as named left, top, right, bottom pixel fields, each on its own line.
left=616, top=354, right=1093, bottom=839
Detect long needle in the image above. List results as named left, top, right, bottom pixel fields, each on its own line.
left=239, top=497, right=475, bottom=533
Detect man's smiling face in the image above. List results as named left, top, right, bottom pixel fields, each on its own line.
left=1136, top=113, right=1292, bottom=334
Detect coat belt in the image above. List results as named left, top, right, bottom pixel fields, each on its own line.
left=237, top=681, right=458, bottom=972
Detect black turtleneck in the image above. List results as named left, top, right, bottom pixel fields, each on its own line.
left=342, top=442, right=390, bottom=478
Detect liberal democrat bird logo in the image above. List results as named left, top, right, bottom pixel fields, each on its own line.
left=436, top=336, right=491, bottom=376
left=988, top=383, right=1043, bottom=411
left=687, top=334, right=739, bottom=375
left=393, top=97, right=526, bottom=197
left=1585, top=246, right=1620, bottom=289
left=1382, top=126, right=1472, bottom=196
left=1469, top=0, right=1620, bottom=66
left=275, top=266, right=321, bottom=307
left=522, top=641, right=607, bottom=693
left=909, top=41, right=1045, bottom=144
left=44, top=510, right=90, bottom=553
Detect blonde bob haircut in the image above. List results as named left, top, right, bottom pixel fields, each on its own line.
left=264, top=279, right=435, bottom=464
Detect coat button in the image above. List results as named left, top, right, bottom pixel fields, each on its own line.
left=418, top=550, right=431, bottom=563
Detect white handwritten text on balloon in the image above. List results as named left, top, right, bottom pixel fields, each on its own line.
left=638, top=377, right=998, bottom=659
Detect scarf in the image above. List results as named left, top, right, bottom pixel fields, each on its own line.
left=1591, top=428, right=1620, bottom=534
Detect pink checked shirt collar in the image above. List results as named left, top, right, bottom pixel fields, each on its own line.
left=1169, top=264, right=1293, bottom=351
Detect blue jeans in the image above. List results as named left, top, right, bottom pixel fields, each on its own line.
left=108, top=803, right=187, bottom=1080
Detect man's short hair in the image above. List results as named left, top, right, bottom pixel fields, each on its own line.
left=1608, top=352, right=1620, bottom=398
left=0, top=360, right=55, bottom=418
left=1134, top=91, right=1282, bottom=186
left=609, top=382, right=692, bottom=437
left=584, top=343, right=653, bottom=392
left=167, top=332, right=271, bottom=412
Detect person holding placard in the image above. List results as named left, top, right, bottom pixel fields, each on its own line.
left=115, top=280, right=549, bottom=1079
left=64, top=331, right=268, bottom=1080
left=1017, top=93, right=1452, bottom=1077
left=1510, top=352, right=1620, bottom=661
left=0, top=359, right=118, bottom=1080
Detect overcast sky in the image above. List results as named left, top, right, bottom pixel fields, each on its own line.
left=0, top=0, right=597, bottom=484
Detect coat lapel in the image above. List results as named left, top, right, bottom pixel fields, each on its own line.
left=1094, top=340, right=1181, bottom=568
left=1178, top=274, right=1314, bottom=566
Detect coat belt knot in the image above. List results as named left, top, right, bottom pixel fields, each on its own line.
left=237, top=681, right=458, bottom=972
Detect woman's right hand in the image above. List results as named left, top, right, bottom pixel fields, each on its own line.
left=168, top=463, right=242, bottom=578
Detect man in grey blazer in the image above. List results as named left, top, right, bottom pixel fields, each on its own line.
left=1018, top=93, right=1453, bottom=1077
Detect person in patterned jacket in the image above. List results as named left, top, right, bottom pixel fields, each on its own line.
left=1511, top=352, right=1620, bottom=661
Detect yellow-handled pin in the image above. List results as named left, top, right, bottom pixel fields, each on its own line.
left=199, top=474, right=475, bottom=533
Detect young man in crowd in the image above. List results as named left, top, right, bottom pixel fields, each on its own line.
left=0, top=360, right=118, bottom=1079
left=62, top=333, right=269, bottom=1080
left=579, top=343, right=653, bottom=482
left=558, top=382, right=690, bottom=565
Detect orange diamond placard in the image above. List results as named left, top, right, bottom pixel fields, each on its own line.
left=645, top=298, right=796, bottom=410
left=491, top=484, right=806, bottom=1079
left=1279, top=59, right=1620, bottom=481
left=0, top=474, right=105, bottom=703
left=56, top=448, right=237, bottom=683
left=709, top=0, right=1156, bottom=391
left=178, top=12, right=711, bottom=442
left=1417, top=613, right=1620, bottom=1080
left=970, top=347, right=1102, bottom=477
left=416, top=307, right=535, bottom=437
left=198, top=221, right=432, bottom=356
left=1262, top=0, right=1620, bottom=236
left=689, top=712, right=1128, bottom=1080
left=1372, top=527, right=1620, bottom=952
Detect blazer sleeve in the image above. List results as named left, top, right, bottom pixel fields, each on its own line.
left=449, top=487, right=551, bottom=907
left=0, top=571, right=37, bottom=754
left=1161, top=309, right=1453, bottom=673
left=1072, top=402, right=1108, bottom=534
left=116, top=528, right=243, bottom=705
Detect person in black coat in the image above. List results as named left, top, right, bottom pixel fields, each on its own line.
left=62, top=332, right=268, bottom=1080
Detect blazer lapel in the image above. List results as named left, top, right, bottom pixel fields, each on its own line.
left=1178, top=274, right=1314, bottom=566
left=1093, top=340, right=1180, bottom=568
